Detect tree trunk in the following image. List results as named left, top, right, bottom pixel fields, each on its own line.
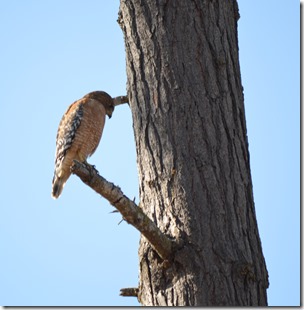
left=118, top=0, right=269, bottom=306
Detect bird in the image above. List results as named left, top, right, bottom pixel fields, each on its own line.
left=52, top=91, right=114, bottom=199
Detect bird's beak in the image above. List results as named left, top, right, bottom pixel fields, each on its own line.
left=108, top=107, right=114, bottom=119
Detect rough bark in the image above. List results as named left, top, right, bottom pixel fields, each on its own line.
left=71, top=160, right=175, bottom=260
left=119, top=0, right=269, bottom=306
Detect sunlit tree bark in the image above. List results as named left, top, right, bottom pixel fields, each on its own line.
left=118, top=0, right=269, bottom=306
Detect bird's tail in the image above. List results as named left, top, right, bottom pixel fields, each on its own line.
left=52, top=174, right=66, bottom=199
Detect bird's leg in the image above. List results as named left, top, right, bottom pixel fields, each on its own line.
left=81, top=158, right=99, bottom=176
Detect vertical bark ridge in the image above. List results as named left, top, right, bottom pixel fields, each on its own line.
left=119, top=0, right=268, bottom=306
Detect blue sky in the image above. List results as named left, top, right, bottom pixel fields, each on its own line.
left=0, top=0, right=299, bottom=307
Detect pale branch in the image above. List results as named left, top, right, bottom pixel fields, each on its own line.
left=113, top=95, right=129, bottom=106
left=71, top=160, right=175, bottom=261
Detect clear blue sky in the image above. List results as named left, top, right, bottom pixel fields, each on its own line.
left=0, top=0, right=299, bottom=306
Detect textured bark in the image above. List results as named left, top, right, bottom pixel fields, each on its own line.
left=119, top=0, right=269, bottom=306
left=71, top=160, right=175, bottom=260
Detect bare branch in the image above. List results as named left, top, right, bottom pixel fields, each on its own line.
left=71, top=160, right=175, bottom=260
left=113, top=95, right=129, bottom=106
left=120, top=287, right=139, bottom=297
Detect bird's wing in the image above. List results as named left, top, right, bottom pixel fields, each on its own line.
left=54, top=100, right=84, bottom=174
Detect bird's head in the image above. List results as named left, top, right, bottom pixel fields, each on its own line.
left=84, top=90, right=115, bottom=118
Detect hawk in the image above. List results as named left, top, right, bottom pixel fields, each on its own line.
left=52, top=91, right=114, bottom=199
